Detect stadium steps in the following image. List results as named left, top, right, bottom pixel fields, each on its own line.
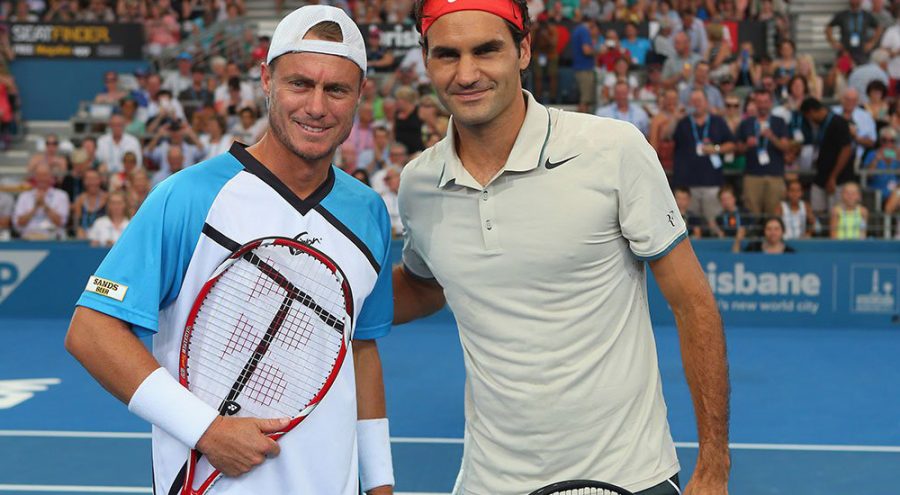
left=789, top=0, right=853, bottom=66
left=245, top=0, right=307, bottom=36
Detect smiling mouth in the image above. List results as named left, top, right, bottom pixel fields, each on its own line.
left=298, top=122, right=328, bottom=134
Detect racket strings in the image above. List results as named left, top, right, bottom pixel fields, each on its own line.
left=186, top=244, right=349, bottom=418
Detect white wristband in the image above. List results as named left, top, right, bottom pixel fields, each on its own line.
left=127, top=367, right=219, bottom=448
left=358, top=418, right=394, bottom=492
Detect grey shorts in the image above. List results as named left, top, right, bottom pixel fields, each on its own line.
left=634, top=474, right=681, bottom=495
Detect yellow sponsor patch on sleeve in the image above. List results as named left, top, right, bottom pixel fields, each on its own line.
left=85, top=276, right=128, bottom=302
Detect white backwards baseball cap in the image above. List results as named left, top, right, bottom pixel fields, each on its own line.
left=266, top=5, right=367, bottom=74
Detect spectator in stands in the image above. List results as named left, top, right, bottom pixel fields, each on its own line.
left=94, top=72, right=127, bottom=105
left=654, top=0, right=680, bottom=26
left=777, top=179, right=816, bottom=239
left=571, top=17, right=600, bottom=113
left=144, top=119, right=203, bottom=174
left=704, top=23, right=732, bottom=81
left=649, top=88, right=682, bottom=171
left=826, top=0, right=883, bottom=65
left=772, top=76, right=813, bottom=168
left=736, top=89, right=790, bottom=216
left=879, top=15, right=900, bottom=94
left=380, top=166, right=402, bottom=237
left=848, top=49, right=890, bottom=103
left=80, top=0, right=115, bottom=22
left=128, top=68, right=150, bottom=109
left=531, top=19, right=560, bottom=103
left=213, top=62, right=254, bottom=108
left=43, top=0, right=76, bottom=21
left=863, top=126, right=900, bottom=205
left=637, top=64, right=663, bottom=115
left=621, top=22, right=651, bottom=65
left=884, top=186, right=900, bottom=237
left=230, top=106, right=266, bottom=145
left=372, top=142, right=409, bottom=196
left=146, top=86, right=188, bottom=135
left=199, top=114, right=233, bottom=159
left=733, top=41, right=760, bottom=88
left=116, top=0, right=144, bottom=23
left=108, top=151, right=139, bottom=192
left=151, top=145, right=185, bottom=186
left=216, top=77, right=255, bottom=126
left=801, top=97, right=855, bottom=213
left=674, top=186, right=705, bottom=238
left=88, top=191, right=129, bottom=248
left=348, top=101, right=376, bottom=156
left=13, top=164, right=69, bottom=240
left=869, top=0, right=893, bottom=30
left=9, top=0, right=38, bottom=22
left=675, top=7, right=708, bottom=55
left=72, top=169, right=107, bottom=240
left=673, top=89, right=736, bottom=221
left=163, top=52, right=195, bottom=97
left=735, top=217, right=795, bottom=253
left=380, top=96, right=397, bottom=132
left=336, top=142, right=359, bottom=173
left=831, top=181, right=869, bottom=238
left=615, top=0, right=645, bottom=23
left=662, top=32, right=702, bottom=90
left=351, top=168, right=371, bottom=186
left=797, top=54, right=824, bottom=99
left=597, top=29, right=629, bottom=72
left=864, top=80, right=891, bottom=125
left=365, top=26, right=394, bottom=73
left=773, top=39, right=797, bottom=81
left=118, top=97, right=145, bottom=138
left=359, top=125, right=391, bottom=172
left=394, top=86, right=424, bottom=153
left=419, top=94, right=448, bottom=146
left=547, top=0, right=579, bottom=19
left=61, top=148, right=90, bottom=202
left=596, top=81, right=651, bottom=135
left=97, top=114, right=142, bottom=174
left=833, top=87, right=877, bottom=164
left=602, top=57, right=639, bottom=102
left=126, top=168, right=149, bottom=216
left=145, top=3, right=181, bottom=57
left=680, top=61, right=725, bottom=114
left=0, top=190, right=12, bottom=240
left=710, top=185, right=745, bottom=239
left=178, top=64, right=215, bottom=111
left=28, top=134, right=68, bottom=178
left=652, top=18, right=676, bottom=62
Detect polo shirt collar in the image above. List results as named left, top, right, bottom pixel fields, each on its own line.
left=438, top=90, right=551, bottom=189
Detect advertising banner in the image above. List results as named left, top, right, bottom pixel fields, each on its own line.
left=8, top=22, right=144, bottom=59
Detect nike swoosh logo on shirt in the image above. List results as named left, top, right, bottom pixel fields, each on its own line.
left=545, top=155, right=580, bottom=169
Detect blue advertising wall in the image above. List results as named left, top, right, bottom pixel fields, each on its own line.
left=10, top=59, right=147, bottom=121
left=1, top=240, right=898, bottom=328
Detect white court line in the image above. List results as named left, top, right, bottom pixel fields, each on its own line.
left=0, top=487, right=443, bottom=495
left=0, top=430, right=899, bottom=453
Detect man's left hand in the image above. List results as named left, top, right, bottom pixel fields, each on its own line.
left=684, top=459, right=729, bottom=495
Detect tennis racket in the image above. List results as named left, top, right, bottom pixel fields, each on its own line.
left=169, top=236, right=353, bottom=495
left=529, top=480, right=634, bottom=495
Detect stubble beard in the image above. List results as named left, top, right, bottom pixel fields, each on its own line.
left=268, top=98, right=351, bottom=164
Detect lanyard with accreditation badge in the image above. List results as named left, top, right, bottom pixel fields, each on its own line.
left=754, top=117, right=772, bottom=166
left=849, top=12, right=864, bottom=48
left=691, top=116, right=722, bottom=169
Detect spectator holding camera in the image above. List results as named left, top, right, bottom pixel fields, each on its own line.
left=144, top=118, right=204, bottom=174
left=863, top=126, right=900, bottom=205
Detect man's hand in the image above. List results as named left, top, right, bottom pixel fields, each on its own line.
left=684, top=465, right=730, bottom=495
left=745, top=136, right=758, bottom=148
left=195, top=416, right=289, bottom=477
left=367, top=486, right=394, bottom=495
left=826, top=176, right=838, bottom=194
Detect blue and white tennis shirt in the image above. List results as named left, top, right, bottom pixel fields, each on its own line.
left=76, top=142, right=393, bottom=494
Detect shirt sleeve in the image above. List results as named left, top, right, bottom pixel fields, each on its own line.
left=617, top=122, right=688, bottom=260
left=353, top=200, right=394, bottom=341
left=828, top=12, right=842, bottom=27
left=75, top=175, right=208, bottom=336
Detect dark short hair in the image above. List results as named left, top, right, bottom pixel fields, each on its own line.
left=413, top=0, right=531, bottom=54
left=866, top=79, right=888, bottom=97
left=799, top=97, right=824, bottom=113
left=673, top=186, right=692, bottom=196
left=765, top=216, right=786, bottom=231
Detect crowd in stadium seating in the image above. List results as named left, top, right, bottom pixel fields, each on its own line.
left=0, top=0, right=899, bottom=245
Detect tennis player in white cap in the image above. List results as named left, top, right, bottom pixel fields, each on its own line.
left=66, top=5, right=395, bottom=495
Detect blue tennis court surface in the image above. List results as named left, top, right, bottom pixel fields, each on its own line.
left=1, top=312, right=898, bottom=494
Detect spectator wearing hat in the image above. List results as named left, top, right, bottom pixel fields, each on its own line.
left=366, top=25, right=394, bottom=72
left=848, top=48, right=890, bottom=104
left=163, top=52, right=195, bottom=96
left=826, top=0, right=883, bottom=65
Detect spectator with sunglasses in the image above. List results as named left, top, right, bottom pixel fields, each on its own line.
left=28, top=134, right=68, bottom=178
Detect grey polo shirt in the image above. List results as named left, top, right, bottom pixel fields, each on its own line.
left=399, top=91, right=685, bottom=495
